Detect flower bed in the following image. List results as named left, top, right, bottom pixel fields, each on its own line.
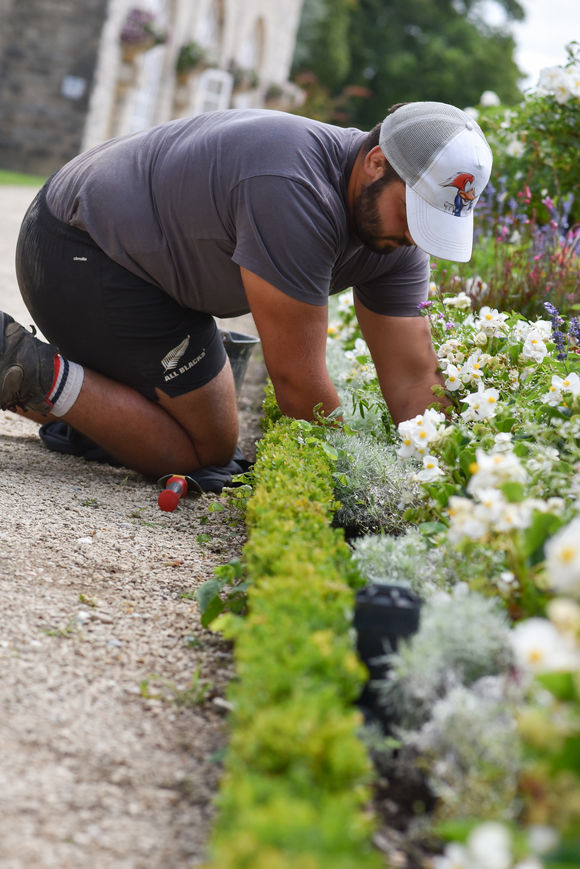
left=202, top=54, right=579, bottom=866
left=323, top=289, right=580, bottom=867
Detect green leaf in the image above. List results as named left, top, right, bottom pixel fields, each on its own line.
left=500, top=481, right=526, bottom=502
left=197, top=578, right=222, bottom=612
left=522, top=511, right=563, bottom=559
left=495, top=416, right=517, bottom=433
left=536, top=671, right=577, bottom=702
left=200, top=593, right=225, bottom=629
left=418, top=521, right=447, bottom=537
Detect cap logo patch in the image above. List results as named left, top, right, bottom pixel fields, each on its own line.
left=442, top=172, right=477, bottom=217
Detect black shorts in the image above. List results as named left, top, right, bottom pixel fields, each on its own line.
left=15, top=184, right=227, bottom=402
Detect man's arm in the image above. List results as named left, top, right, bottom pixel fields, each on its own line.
left=354, top=294, right=447, bottom=424
left=241, top=267, right=340, bottom=420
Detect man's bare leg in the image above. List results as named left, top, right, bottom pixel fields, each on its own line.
left=20, top=362, right=239, bottom=478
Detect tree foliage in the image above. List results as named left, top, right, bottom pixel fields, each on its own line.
left=292, top=0, right=525, bottom=127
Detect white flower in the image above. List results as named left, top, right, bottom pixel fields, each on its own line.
left=563, top=63, right=580, bottom=99
left=527, top=824, right=560, bottom=855
left=467, top=447, right=527, bottom=496
left=468, top=821, right=512, bottom=869
left=497, top=570, right=517, bottom=592
left=521, top=330, right=548, bottom=363
left=447, top=496, right=489, bottom=542
left=442, top=291, right=472, bottom=309
left=464, top=275, right=488, bottom=301
left=477, top=306, right=509, bottom=336
left=413, top=454, right=445, bottom=483
left=397, top=409, right=447, bottom=459
left=337, top=289, right=353, bottom=312
left=432, top=842, right=470, bottom=869
left=505, top=136, right=525, bottom=158
left=547, top=597, right=580, bottom=637
left=480, top=90, right=501, bottom=107
left=461, top=386, right=500, bottom=421
left=460, top=351, right=490, bottom=385
left=545, top=516, right=580, bottom=596
left=510, top=319, right=551, bottom=344
left=510, top=618, right=580, bottom=674
left=542, top=372, right=580, bottom=406
left=344, top=337, right=369, bottom=361
left=444, top=362, right=463, bottom=392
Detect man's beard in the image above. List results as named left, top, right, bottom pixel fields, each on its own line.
left=351, top=176, right=413, bottom=254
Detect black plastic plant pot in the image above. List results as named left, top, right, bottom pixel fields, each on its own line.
left=354, top=583, right=422, bottom=730
left=221, top=330, right=261, bottom=396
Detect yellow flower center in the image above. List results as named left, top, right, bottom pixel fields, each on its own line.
left=560, top=546, right=577, bottom=564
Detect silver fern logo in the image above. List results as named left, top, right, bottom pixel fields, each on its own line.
left=161, top=335, right=190, bottom=372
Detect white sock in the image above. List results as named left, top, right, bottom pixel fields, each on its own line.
left=47, top=355, right=85, bottom=417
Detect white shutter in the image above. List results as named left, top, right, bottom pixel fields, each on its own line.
left=193, top=69, right=233, bottom=114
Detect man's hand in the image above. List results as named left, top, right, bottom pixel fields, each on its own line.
left=240, top=268, right=340, bottom=420
left=354, top=295, right=449, bottom=424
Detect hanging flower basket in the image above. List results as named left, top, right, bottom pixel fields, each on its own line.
left=175, top=41, right=208, bottom=84
left=120, top=7, right=166, bottom=63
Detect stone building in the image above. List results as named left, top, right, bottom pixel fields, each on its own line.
left=0, top=0, right=305, bottom=176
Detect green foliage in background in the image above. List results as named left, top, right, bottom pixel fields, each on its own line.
left=292, top=0, right=525, bottom=127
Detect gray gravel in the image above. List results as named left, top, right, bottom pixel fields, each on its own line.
left=0, top=186, right=266, bottom=868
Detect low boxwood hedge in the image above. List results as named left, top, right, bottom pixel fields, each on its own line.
left=204, top=417, right=381, bottom=868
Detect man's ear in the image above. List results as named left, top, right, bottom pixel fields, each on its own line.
left=363, top=145, right=388, bottom=182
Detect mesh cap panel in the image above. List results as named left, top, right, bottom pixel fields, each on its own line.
left=379, top=102, right=487, bottom=186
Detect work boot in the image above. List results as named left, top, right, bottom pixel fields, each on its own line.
left=0, top=312, right=58, bottom=415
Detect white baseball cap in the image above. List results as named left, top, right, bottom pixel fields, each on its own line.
left=379, top=101, right=493, bottom=262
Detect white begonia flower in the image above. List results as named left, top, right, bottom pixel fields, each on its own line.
left=444, top=362, right=463, bottom=392
left=510, top=618, right=580, bottom=674
left=344, top=337, right=369, bottom=361
left=447, top=496, right=489, bottom=542
left=464, top=275, right=488, bottom=301
left=494, top=432, right=513, bottom=449
left=562, top=64, right=580, bottom=100
left=474, top=331, right=488, bottom=347
left=337, top=289, right=353, bottom=312
left=521, top=330, right=548, bottom=363
left=527, top=824, right=560, bottom=855
left=460, top=350, right=489, bottom=385
left=432, top=842, right=470, bottom=869
left=396, top=409, right=446, bottom=460
left=510, top=319, right=551, bottom=344
left=480, top=90, right=501, bottom=107
left=497, top=570, right=517, bottom=592
left=468, top=821, right=512, bottom=869
left=508, top=368, right=519, bottom=390
left=413, top=454, right=445, bottom=482
left=547, top=597, right=580, bottom=637
left=542, top=372, right=580, bottom=406
left=467, top=447, right=527, bottom=496
left=544, top=516, right=580, bottom=596
left=442, top=291, right=472, bottom=309
left=461, top=386, right=500, bottom=421
left=464, top=105, right=479, bottom=120
left=505, top=136, right=525, bottom=158
left=475, top=487, right=507, bottom=523
left=477, top=306, right=509, bottom=336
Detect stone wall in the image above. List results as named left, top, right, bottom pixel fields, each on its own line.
left=0, top=0, right=108, bottom=176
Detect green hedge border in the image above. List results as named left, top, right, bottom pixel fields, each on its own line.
left=204, top=418, right=382, bottom=868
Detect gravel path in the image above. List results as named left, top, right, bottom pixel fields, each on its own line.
left=0, top=186, right=266, bottom=868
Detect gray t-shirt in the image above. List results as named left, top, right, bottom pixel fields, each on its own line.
left=47, top=109, right=429, bottom=318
